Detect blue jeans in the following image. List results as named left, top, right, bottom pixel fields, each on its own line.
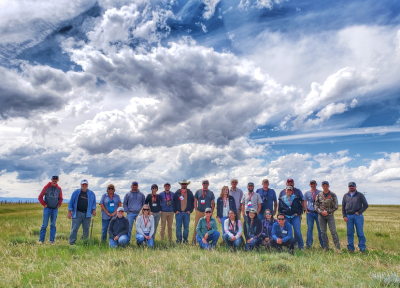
left=306, top=212, right=323, bottom=248
left=219, top=217, right=228, bottom=236
left=136, top=233, right=154, bottom=247
left=245, top=236, right=262, bottom=251
left=101, top=219, right=111, bottom=241
left=175, top=212, right=190, bottom=243
left=109, top=234, right=128, bottom=248
left=286, top=215, right=304, bottom=249
left=346, top=214, right=366, bottom=251
left=39, top=207, right=58, bottom=242
left=223, top=233, right=242, bottom=247
left=127, top=213, right=139, bottom=242
left=196, top=231, right=220, bottom=250
left=257, top=214, right=265, bottom=222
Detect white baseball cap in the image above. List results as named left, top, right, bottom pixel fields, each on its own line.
left=81, top=179, right=89, bottom=185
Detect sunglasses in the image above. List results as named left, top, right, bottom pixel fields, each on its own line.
left=278, top=218, right=285, bottom=221
left=232, top=181, right=238, bottom=183
left=108, top=188, right=114, bottom=190
left=143, top=209, right=149, bottom=211
left=117, top=211, right=124, bottom=213
left=265, top=213, right=272, bottom=215
left=205, top=211, right=212, bottom=214
left=348, top=185, right=356, bottom=187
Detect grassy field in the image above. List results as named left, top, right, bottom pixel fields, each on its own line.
left=0, top=204, right=400, bottom=287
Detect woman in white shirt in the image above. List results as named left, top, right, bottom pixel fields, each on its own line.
left=223, top=210, right=242, bottom=248
left=135, top=204, right=155, bottom=247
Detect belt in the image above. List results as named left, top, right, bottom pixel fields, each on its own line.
left=309, top=210, right=318, bottom=213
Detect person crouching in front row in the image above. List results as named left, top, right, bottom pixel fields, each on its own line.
left=196, top=208, right=220, bottom=250
left=243, top=208, right=263, bottom=251
left=271, top=213, right=296, bottom=255
left=135, top=204, right=154, bottom=248
left=108, top=207, right=129, bottom=248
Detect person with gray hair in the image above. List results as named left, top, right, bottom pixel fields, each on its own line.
left=230, top=178, right=243, bottom=221
left=108, top=207, right=129, bottom=248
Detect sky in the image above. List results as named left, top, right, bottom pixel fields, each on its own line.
left=0, top=0, right=400, bottom=204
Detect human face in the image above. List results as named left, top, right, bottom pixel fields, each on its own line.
left=228, top=211, right=235, bottom=221
left=231, top=180, right=238, bottom=189
left=262, top=182, right=269, bottom=190
left=248, top=185, right=254, bottom=192
left=322, top=184, right=329, bottom=191
left=286, top=189, right=293, bottom=197
left=348, top=185, right=356, bottom=193
left=180, top=183, right=188, bottom=189
left=117, top=211, right=124, bottom=218
left=310, top=182, right=317, bottom=190
left=205, top=211, right=212, bottom=218
left=223, top=188, right=229, bottom=196
left=143, top=208, right=149, bottom=215
left=107, top=187, right=114, bottom=195
left=202, top=182, right=209, bottom=189
left=277, top=216, right=285, bottom=226
left=131, top=184, right=138, bottom=192
left=264, top=211, right=272, bottom=221
left=81, top=183, right=88, bottom=191
left=287, top=180, right=294, bottom=187
left=249, top=212, right=255, bottom=219
left=164, top=184, right=170, bottom=192
left=152, top=187, right=158, bottom=194
left=51, top=179, right=58, bottom=186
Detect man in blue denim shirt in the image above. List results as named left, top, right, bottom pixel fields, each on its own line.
left=256, top=179, right=277, bottom=221
left=304, top=180, right=323, bottom=248
left=68, top=179, right=97, bottom=245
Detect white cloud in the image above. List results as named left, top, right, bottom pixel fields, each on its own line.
left=202, top=0, right=221, bottom=20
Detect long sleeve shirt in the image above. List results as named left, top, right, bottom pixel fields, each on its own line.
left=272, top=221, right=293, bottom=243
left=136, top=214, right=155, bottom=237
left=342, top=191, right=369, bottom=217
left=108, top=216, right=129, bottom=239
left=196, top=217, right=218, bottom=239
left=123, top=190, right=145, bottom=214
left=38, top=182, right=63, bottom=208
left=223, top=219, right=242, bottom=239
left=314, top=191, right=338, bottom=215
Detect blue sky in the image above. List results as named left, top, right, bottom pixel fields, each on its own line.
left=0, top=0, right=400, bottom=204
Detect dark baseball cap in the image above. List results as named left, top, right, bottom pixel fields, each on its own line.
left=132, top=181, right=138, bottom=186
left=321, top=181, right=329, bottom=185
left=309, top=180, right=317, bottom=184
left=348, top=182, right=356, bottom=187
left=151, top=184, right=158, bottom=189
left=287, top=178, right=294, bottom=183
left=52, top=175, right=59, bottom=180
left=247, top=182, right=254, bottom=186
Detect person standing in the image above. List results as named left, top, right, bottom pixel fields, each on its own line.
left=256, top=179, right=277, bottom=221
left=159, top=182, right=174, bottom=243
left=173, top=179, right=194, bottom=244
left=314, top=181, right=341, bottom=253
left=99, top=184, right=122, bottom=242
left=271, top=214, right=296, bottom=254
left=216, top=186, right=236, bottom=237
left=241, top=182, right=262, bottom=221
left=230, top=179, right=244, bottom=221
left=279, top=179, right=306, bottom=213
left=223, top=210, right=242, bottom=248
left=243, top=208, right=263, bottom=251
left=135, top=204, right=155, bottom=248
left=192, top=180, right=215, bottom=244
left=304, top=180, right=323, bottom=249
left=123, top=181, right=145, bottom=243
left=108, top=207, right=129, bottom=248
left=342, top=182, right=369, bottom=253
left=68, top=179, right=96, bottom=245
left=261, top=209, right=277, bottom=248
left=278, top=185, right=304, bottom=249
left=145, top=184, right=162, bottom=240
left=196, top=208, right=220, bottom=250
left=38, top=175, right=63, bottom=244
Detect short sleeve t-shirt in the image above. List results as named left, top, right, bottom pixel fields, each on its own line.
left=256, top=188, right=277, bottom=214
left=194, top=189, right=215, bottom=212
left=241, top=192, right=263, bottom=212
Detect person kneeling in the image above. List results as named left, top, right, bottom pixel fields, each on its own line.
left=223, top=210, right=242, bottom=248
left=271, top=214, right=296, bottom=255
left=136, top=204, right=154, bottom=248
left=243, top=208, right=263, bottom=251
left=196, top=208, right=220, bottom=250
left=108, top=207, right=129, bottom=248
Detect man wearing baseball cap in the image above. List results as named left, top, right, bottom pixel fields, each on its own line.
left=256, top=179, right=277, bottom=221
left=241, top=182, right=262, bottom=221
left=159, top=182, right=175, bottom=242
left=38, top=175, right=63, bottom=244
left=68, top=179, right=97, bottom=245
left=123, top=181, right=146, bottom=243
left=304, top=180, right=323, bottom=249
left=342, top=182, right=369, bottom=253
left=195, top=207, right=220, bottom=250
left=192, top=180, right=215, bottom=244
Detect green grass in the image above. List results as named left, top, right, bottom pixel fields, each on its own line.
left=0, top=204, right=399, bottom=287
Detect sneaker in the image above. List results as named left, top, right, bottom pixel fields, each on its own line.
left=38, top=241, right=44, bottom=245
left=335, top=249, right=342, bottom=254
left=347, top=249, right=354, bottom=253
left=360, top=250, right=366, bottom=254
left=49, top=241, right=55, bottom=245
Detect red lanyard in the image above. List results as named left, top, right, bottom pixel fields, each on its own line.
left=202, top=189, right=207, bottom=199
left=311, top=190, right=317, bottom=201
left=248, top=192, right=253, bottom=200
left=324, top=193, right=331, bottom=199
left=207, top=219, right=210, bottom=230
left=229, top=221, right=235, bottom=231
left=288, top=196, right=292, bottom=206
left=165, top=192, right=170, bottom=201
left=223, top=197, right=227, bottom=207
left=152, top=194, right=157, bottom=202
left=143, top=215, right=149, bottom=227
left=181, top=190, right=186, bottom=197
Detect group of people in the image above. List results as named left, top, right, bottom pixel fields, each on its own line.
left=38, top=177, right=369, bottom=254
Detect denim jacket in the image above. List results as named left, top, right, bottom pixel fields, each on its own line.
left=68, top=189, right=96, bottom=218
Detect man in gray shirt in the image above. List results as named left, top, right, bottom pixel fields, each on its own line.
left=241, top=182, right=262, bottom=221
left=192, top=180, right=215, bottom=244
left=304, top=180, right=323, bottom=248
left=123, top=181, right=145, bottom=243
left=230, top=178, right=243, bottom=221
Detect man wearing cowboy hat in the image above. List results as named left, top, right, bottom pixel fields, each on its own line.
left=173, top=179, right=194, bottom=244
left=192, top=179, right=215, bottom=245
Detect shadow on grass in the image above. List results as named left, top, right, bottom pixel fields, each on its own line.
left=9, top=236, right=36, bottom=245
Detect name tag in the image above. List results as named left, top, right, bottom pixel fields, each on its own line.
left=180, top=196, right=184, bottom=201
left=201, top=200, right=206, bottom=204
left=110, top=203, right=114, bottom=207
left=247, top=201, right=252, bottom=207
left=282, top=230, right=287, bottom=234
left=152, top=203, right=157, bottom=206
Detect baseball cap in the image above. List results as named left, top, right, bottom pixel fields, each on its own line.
left=205, top=208, right=212, bottom=213
left=286, top=178, right=294, bottom=183
left=132, top=181, right=138, bottom=186
left=321, top=181, right=329, bottom=185
left=202, top=179, right=209, bottom=184
left=151, top=184, right=158, bottom=189
left=247, top=208, right=257, bottom=214
left=247, top=182, right=254, bottom=186
left=117, top=207, right=124, bottom=212
left=348, top=182, right=356, bottom=187
left=81, top=179, right=88, bottom=185
left=309, top=180, right=317, bottom=184
left=286, top=185, right=293, bottom=190
left=164, top=182, right=171, bottom=186
left=52, top=175, right=59, bottom=180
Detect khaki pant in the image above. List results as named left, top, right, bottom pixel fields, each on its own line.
left=160, top=212, right=174, bottom=242
left=192, top=210, right=205, bottom=242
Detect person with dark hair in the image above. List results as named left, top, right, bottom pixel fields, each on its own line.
left=241, top=182, right=262, bottom=221
left=216, top=186, right=236, bottom=237
left=256, top=179, right=277, bottom=220
left=100, top=184, right=122, bottom=242
left=278, top=185, right=304, bottom=249
left=271, top=214, right=296, bottom=255
left=304, top=180, right=323, bottom=248
left=159, top=182, right=174, bottom=243
left=223, top=210, right=242, bottom=248
left=243, top=208, right=263, bottom=251
left=261, top=209, right=277, bottom=248
left=38, top=175, right=63, bottom=244
left=173, top=179, right=195, bottom=244
left=145, top=184, right=162, bottom=240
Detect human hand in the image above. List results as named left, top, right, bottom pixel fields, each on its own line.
left=67, top=211, right=72, bottom=219
left=217, top=217, right=221, bottom=224
left=277, top=238, right=282, bottom=244
left=344, top=217, right=348, bottom=223
left=92, top=210, right=96, bottom=216
left=322, top=211, right=328, bottom=216
left=202, top=238, right=208, bottom=244
left=355, top=212, right=359, bottom=215
left=204, top=233, right=209, bottom=239
left=231, top=237, right=236, bottom=241
left=114, top=236, right=119, bottom=241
